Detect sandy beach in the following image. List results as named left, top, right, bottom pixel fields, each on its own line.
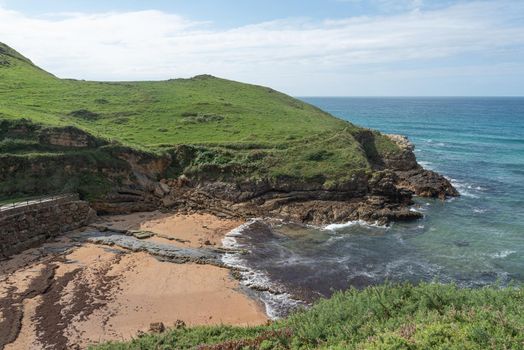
left=0, top=212, right=267, bottom=350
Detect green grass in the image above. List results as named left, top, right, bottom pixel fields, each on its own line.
left=0, top=42, right=402, bottom=194
left=90, top=283, right=524, bottom=350
left=0, top=117, right=131, bottom=199
left=0, top=46, right=348, bottom=147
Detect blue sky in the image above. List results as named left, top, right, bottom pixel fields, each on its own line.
left=0, top=0, right=459, bottom=26
left=0, top=0, right=523, bottom=96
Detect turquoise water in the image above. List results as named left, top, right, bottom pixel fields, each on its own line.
left=223, top=97, right=524, bottom=316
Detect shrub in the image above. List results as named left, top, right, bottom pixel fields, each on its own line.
left=69, top=109, right=101, bottom=121
left=305, top=150, right=334, bottom=162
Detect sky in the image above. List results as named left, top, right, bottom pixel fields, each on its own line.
left=0, top=0, right=523, bottom=96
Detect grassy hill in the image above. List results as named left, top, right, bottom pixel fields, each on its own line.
left=0, top=42, right=401, bottom=200
left=2, top=45, right=516, bottom=350
left=91, top=283, right=524, bottom=349
left=1, top=41, right=344, bottom=146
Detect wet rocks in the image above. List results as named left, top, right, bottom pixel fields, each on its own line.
left=396, top=169, right=459, bottom=199
left=131, top=230, right=153, bottom=239
left=71, top=229, right=225, bottom=266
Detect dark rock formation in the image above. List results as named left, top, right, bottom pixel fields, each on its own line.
left=145, top=134, right=457, bottom=225
left=382, top=134, right=459, bottom=200
left=395, top=169, right=459, bottom=199
left=0, top=120, right=456, bottom=225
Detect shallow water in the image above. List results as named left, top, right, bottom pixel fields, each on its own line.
left=223, top=97, right=524, bottom=317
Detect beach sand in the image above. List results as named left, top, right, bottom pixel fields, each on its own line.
left=100, top=211, right=244, bottom=247
left=0, top=212, right=267, bottom=350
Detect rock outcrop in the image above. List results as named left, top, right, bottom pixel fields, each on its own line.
left=383, top=134, right=459, bottom=200
left=137, top=134, right=458, bottom=225
left=38, top=126, right=102, bottom=148
left=1, top=119, right=456, bottom=225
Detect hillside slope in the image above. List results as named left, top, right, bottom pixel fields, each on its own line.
left=1, top=42, right=352, bottom=147
left=0, top=43, right=457, bottom=224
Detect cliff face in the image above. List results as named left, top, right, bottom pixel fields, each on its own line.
left=153, top=134, right=457, bottom=225
left=0, top=120, right=456, bottom=225
left=0, top=120, right=166, bottom=210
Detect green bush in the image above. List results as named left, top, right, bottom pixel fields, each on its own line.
left=91, top=283, right=524, bottom=350
left=68, top=109, right=101, bottom=121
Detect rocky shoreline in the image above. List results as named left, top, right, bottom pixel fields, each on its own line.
left=0, top=120, right=457, bottom=225
left=93, top=133, right=457, bottom=226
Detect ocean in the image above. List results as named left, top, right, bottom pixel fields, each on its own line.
left=222, top=97, right=524, bottom=318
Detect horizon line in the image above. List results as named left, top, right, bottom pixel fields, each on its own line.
left=297, top=95, right=524, bottom=98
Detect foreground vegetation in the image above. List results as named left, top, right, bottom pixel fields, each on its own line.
left=92, top=283, right=524, bottom=350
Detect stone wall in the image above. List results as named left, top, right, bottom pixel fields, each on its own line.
left=0, top=195, right=93, bottom=259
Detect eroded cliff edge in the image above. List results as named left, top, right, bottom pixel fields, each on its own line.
left=157, top=133, right=458, bottom=225
left=0, top=120, right=456, bottom=226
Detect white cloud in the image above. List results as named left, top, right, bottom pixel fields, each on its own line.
left=0, top=1, right=523, bottom=95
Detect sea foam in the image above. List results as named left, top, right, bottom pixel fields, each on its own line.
left=449, top=178, right=481, bottom=198
left=221, top=220, right=306, bottom=319
left=489, top=250, right=516, bottom=259
left=323, top=220, right=388, bottom=231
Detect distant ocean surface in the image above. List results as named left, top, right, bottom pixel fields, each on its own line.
left=222, top=97, right=524, bottom=318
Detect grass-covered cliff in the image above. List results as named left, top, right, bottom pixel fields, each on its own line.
left=0, top=42, right=401, bottom=198
left=0, top=42, right=457, bottom=223
left=91, top=283, right=524, bottom=349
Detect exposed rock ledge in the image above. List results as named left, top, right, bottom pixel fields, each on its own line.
left=92, top=134, right=458, bottom=226
left=384, top=134, right=458, bottom=200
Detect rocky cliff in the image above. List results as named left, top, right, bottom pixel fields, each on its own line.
left=153, top=134, right=457, bottom=225
left=0, top=119, right=456, bottom=225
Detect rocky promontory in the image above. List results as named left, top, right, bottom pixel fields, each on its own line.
left=85, top=131, right=457, bottom=226
left=147, top=134, right=457, bottom=225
